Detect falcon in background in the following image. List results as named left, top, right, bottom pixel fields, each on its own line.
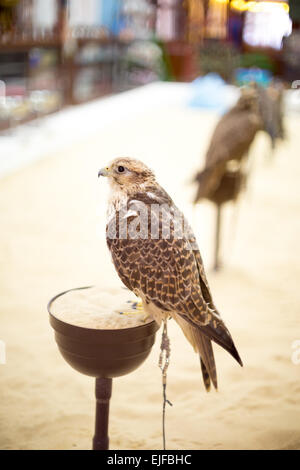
left=98, top=157, right=243, bottom=391
left=193, top=86, right=262, bottom=204
left=192, top=83, right=285, bottom=270
left=257, top=82, right=286, bottom=151
left=193, top=82, right=285, bottom=204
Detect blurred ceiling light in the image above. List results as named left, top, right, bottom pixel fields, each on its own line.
left=230, top=1, right=289, bottom=14
left=243, top=1, right=292, bottom=49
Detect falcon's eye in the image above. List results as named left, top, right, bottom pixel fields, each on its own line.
left=117, top=166, right=125, bottom=173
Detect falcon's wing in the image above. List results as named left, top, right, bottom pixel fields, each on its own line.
left=205, top=108, right=261, bottom=167
left=108, top=227, right=211, bottom=324
left=193, top=108, right=261, bottom=202
left=182, top=222, right=243, bottom=366
left=107, top=193, right=242, bottom=366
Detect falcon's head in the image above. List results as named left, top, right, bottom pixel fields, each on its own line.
left=98, top=157, right=155, bottom=192
left=237, top=86, right=259, bottom=112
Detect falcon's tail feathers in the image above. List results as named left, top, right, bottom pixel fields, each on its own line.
left=174, top=314, right=218, bottom=391
left=195, top=329, right=218, bottom=390
left=200, top=358, right=211, bottom=392
left=176, top=311, right=243, bottom=368
left=200, top=322, right=243, bottom=367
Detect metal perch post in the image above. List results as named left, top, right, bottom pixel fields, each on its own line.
left=214, top=204, right=222, bottom=271
left=93, top=378, right=112, bottom=450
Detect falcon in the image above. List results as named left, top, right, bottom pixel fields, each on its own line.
left=193, top=83, right=285, bottom=205
left=98, top=157, right=243, bottom=390
left=193, top=86, right=262, bottom=203
left=257, top=82, right=285, bottom=151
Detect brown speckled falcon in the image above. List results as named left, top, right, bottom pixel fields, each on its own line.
left=193, top=83, right=285, bottom=205
left=193, top=86, right=262, bottom=204
left=98, top=157, right=243, bottom=391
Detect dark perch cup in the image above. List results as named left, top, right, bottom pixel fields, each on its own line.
left=48, top=286, right=159, bottom=450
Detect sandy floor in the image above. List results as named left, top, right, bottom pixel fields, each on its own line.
left=0, top=99, right=300, bottom=450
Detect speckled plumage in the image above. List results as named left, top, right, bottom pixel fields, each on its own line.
left=100, top=157, right=243, bottom=391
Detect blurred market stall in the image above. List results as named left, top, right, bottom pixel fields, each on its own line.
left=0, top=0, right=296, bottom=133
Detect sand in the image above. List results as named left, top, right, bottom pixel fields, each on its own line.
left=0, top=97, right=300, bottom=450
left=50, top=286, right=150, bottom=329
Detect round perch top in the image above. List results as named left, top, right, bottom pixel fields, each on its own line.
left=49, top=286, right=151, bottom=330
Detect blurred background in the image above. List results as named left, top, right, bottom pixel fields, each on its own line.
left=1, top=0, right=300, bottom=451
left=0, top=0, right=299, bottom=129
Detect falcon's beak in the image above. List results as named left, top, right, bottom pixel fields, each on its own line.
left=98, top=167, right=111, bottom=178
